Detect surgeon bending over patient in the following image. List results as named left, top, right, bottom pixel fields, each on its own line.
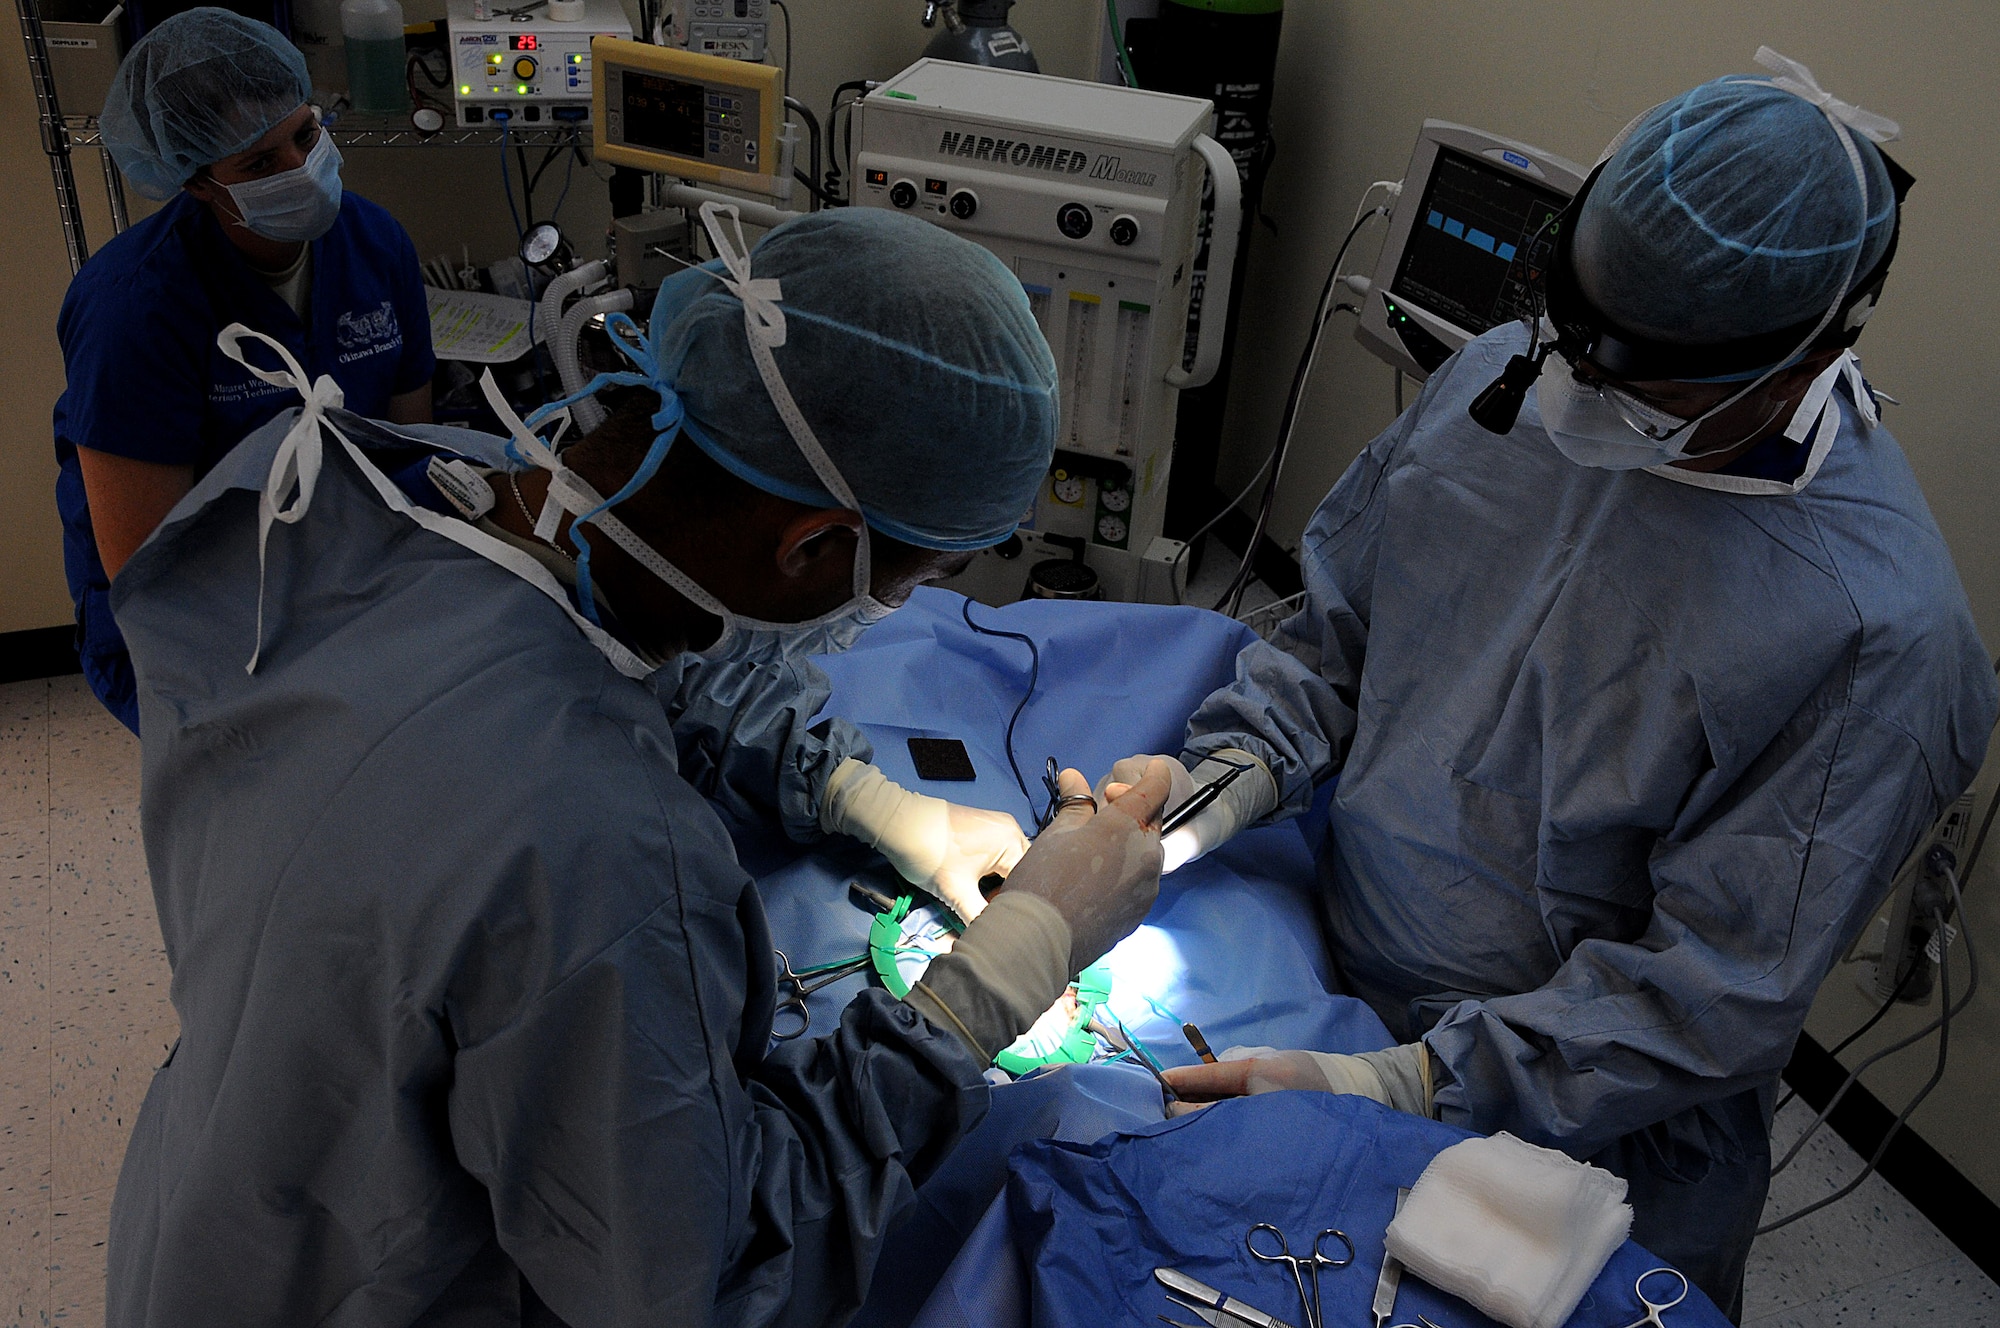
left=104, top=206, right=1176, bottom=1325
left=1107, top=58, right=1996, bottom=1318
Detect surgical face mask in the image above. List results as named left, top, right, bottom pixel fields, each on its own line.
left=221, top=129, right=343, bottom=244
left=1536, top=353, right=1696, bottom=470
left=487, top=200, right=894, bottom=671
left=694, top=585, right=894, bottom=668
left=1536, top=351, right=1786, bottom=471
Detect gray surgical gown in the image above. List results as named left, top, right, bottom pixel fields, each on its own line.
left=105, top=409, right=987, bottom=1327
left=1185, top=326, right=1995, bottom=1308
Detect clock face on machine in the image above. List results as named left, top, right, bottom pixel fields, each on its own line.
left=1051, top=471, right=1086, bottom=505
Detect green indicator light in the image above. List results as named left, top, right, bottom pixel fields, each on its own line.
left=459, top=84, right=471, bottom=95
left=883, top=89, right=917, bottom=100
left=517, top=84, right=529, bottom=93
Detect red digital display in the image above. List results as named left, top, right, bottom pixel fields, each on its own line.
left=510, top=33, right=538, bottom=49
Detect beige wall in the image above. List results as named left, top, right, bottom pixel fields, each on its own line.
left=4, top=0, right=1995, bottom=1199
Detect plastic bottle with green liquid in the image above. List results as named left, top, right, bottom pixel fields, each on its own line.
left=341, top=0, right=406, bottom=115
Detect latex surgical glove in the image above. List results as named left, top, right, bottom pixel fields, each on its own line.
left=1097, top=747, right=1277, bottom=872
left=1162, top=1042, right=1435, bottom=1118
left=1001, top=760, right=1173, bottom=974
left=901, top=762, right=1173, bottom=1063
left=818, top=759, right=1029, bottom=921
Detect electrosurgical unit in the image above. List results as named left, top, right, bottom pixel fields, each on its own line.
left=446, top=0, right=631, bottom=127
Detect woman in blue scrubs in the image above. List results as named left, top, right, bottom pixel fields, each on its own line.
left=54, top=7, right=434, bottom=731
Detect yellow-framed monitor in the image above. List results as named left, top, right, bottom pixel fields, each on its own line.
left=591, top=38, right=786, bottom=198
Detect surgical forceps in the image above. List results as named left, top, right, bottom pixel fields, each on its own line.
left=1246, top=1224, right=1355, bottom=1328
left=1617, top=1268, right=1689, bottom=1328
left=771, top=950, right=873, bottom=1040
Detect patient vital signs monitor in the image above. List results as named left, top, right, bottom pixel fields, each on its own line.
left=591, top=37, right=786, bottom=197
left=1354, top=121, right=1585, bottom=380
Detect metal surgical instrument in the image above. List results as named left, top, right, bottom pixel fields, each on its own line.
left=1371, top=1188, right=1412, bottom=1328
left=1155, top=1268, right=1297, bottom=1328
left=1159, top=756, right=1256, bottom=837
left=1617, top=1268, right=1689, bottom=1328
left=1247, top=1224, right=1355, bottom=1328
left=1183, top=1021, right=1218, bottom=1063
left=1087, top=1013, right=1179, bottom=1107
left=771, top=950, right=873, bottom=1040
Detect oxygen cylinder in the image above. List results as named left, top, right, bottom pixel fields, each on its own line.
left=923, top=0, right=1038, bottom=73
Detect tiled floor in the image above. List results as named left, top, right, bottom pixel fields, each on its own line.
left=1, top=672, right=1994, bottom=1326
left=2, top=677, right=176, bottom=1328
left=1743, top=1098, right=1997, bottom=1324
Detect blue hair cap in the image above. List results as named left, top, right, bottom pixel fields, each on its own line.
left=644, top=208, right=1059, bottom=552
left=1574, top=74, right=1897, bottom=345
left=100, top=8, right=311, bottom=200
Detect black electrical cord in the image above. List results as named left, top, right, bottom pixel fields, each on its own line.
left=1774, top=954, right=1921, bottom=1119
left=515, top=143, right=537, bottom=225
left=770, top=0, right=791, bottom=103
left=498, top=127, right=546, bottom=400
left=958, top=597, right=1040, bottom=819
left=793, top=170, right=838, bottom=207
left=823, top=79, right=872, bottom=204
left=525, top=143, right=562, bottom=197
left=1213, top=206, right=1385, bottom=615
left=1760, top=869, right=1976, bottom=1235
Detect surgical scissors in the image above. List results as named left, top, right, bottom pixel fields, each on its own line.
left=1246, top=1224, right=1354, bottom=1328
left=771, top=950, right=873, bottom=1040
left=1617, top=1268, right=1688, bottom=1328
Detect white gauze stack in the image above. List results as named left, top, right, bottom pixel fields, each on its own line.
left=1384, top=1132, right=1634, bottom=1328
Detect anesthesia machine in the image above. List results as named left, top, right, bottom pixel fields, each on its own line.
left=851, top=59, right=1241, bottom=604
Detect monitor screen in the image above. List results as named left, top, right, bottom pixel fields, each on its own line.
left=1390, top=145, right=1570, bottom=336
left=621, top=71, right=706, bottom=159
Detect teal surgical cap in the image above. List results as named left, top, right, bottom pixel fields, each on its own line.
left=645, top=209, right=1059, bottom=551
left=101, top=8, right=311, bottom=200
left=1573, top=74, right=1898, bottom=346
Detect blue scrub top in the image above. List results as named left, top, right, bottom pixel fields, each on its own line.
left=52, top=189, right=435, bottom=732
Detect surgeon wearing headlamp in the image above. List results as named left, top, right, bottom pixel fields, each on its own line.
left=1108, top=56, right=1997, bottom=1317
left=54, top=7, right=434, bottom=734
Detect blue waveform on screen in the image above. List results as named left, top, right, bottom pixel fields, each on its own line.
left=1428, top=210, right=1517, bottom=263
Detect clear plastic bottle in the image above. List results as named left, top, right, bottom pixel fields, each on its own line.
left=340, top=0, right=406, bottom=115
left=292, top=0, right=348, bottom=97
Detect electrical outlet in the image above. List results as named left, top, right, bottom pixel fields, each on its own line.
left=1934, top=791, right=1977, bottom=854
